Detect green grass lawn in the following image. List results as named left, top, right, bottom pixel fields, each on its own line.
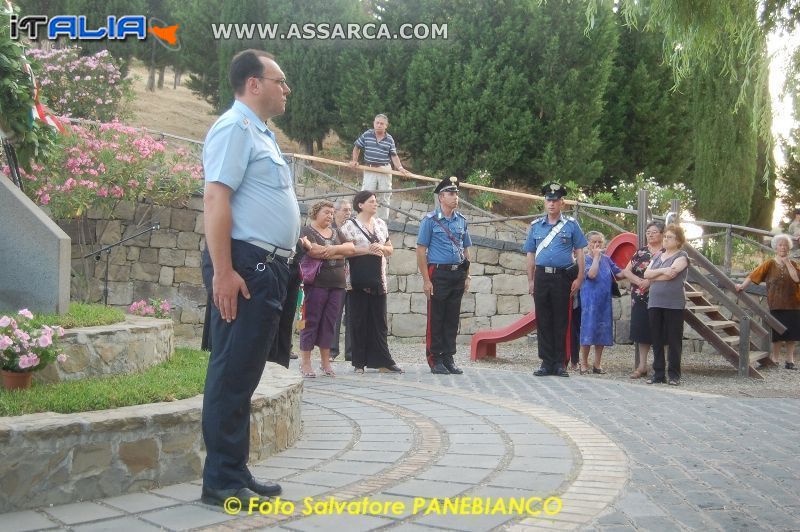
left=30, top=302, right=126, bottom=329
left=0, top=348, right=208, bottom=416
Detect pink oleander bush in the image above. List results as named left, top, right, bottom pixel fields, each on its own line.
left=4, top=121, right=204, bottom=219
left=0, top=309, right=67, bottom=373
left=129, top=298, right=172, bottom=319
left=27, top=47, right=133, bottom=121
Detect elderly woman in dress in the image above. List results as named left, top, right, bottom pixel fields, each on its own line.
left=736, top=234, right=800, bottom=370
left=578, top=231, right=623, bottom=374
left=339, top=190, right=403, bottom=374
left=644, top=224, right=689, bottom=386
left=298, top=201, right=355, bottom=378
left=619, top=221, right=665, bottom=378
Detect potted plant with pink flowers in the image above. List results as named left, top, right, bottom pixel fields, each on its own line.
left=0, top=309, right=68, bottom=390
left=129, top=298, right=172, bottom=319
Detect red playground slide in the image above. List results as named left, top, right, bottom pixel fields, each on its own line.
left=470, top=232, right=638, bottom=361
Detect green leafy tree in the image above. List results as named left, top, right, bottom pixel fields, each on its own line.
left=599, top=13, right=693, bottom=186
left=272, top=0, right=362, bottom=154
left=690, top=58, right=759, bottom=224
left=0, top=2, right=57, bottom=169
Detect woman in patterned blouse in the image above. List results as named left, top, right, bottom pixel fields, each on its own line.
left=619, top=221, right=665, bottom=378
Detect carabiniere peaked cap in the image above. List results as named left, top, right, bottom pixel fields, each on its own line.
left=541, top=182, right=567, bottom=200
left=435, top=175, right=460, bottom=194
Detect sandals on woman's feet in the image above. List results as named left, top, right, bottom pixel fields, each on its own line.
left=786, top=362, right=797, bottom=370
left=300, top=368, right=316, bottom=378
left=319, top=366, right=336, bottom=377
left=579, top=364, right=588, bottom=375
left=353, top=367, right=364, bottom=375
left=630, top=369, right=647, bottom=379
left=592, top=367, right=607, bottom=375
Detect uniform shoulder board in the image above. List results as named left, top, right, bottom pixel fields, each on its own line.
left=566, top=216, right=576, bottom=222
left=455, top=211, right=467, bottom=221
left=235, top=115, right=249, bottom=130
left=531, top=216, right=544, bottom=225
left=425, top=211, right=437, bottom=219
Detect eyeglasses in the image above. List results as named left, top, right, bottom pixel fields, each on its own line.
left=255, top=76, right=288, bottom=88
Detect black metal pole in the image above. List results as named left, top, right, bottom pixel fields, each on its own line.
left=82, top=222, right=160, bottom=306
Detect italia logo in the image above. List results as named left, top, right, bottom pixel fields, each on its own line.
left=10, top=15, right=181, bottom=50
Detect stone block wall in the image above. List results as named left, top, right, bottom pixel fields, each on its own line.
left=58, top=186, right=643, bottom=346
left=0, top=364, right=302, bottom=512
left=36, top=316, right=174, bottom=383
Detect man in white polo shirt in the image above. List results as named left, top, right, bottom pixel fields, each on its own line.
left=350, top=114, right=410, bottom=220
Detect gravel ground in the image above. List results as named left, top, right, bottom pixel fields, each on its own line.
left=383, top=337, right=800, bottom=399
left=178, top=335, right=800, bottom=399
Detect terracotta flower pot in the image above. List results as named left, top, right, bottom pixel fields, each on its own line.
left=1, top=370, right=33, bottom=390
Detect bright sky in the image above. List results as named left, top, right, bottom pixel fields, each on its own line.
left=769, top=28, right=799, bottom=226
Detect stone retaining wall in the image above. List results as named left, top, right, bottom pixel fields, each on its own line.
left=60, top=179, right=740, bottom=352
left=0, top=364, right=302, bottom=512
left=37, top=316, right=174, bottom=383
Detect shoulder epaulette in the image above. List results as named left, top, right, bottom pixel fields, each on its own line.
left=531, top=216, right=544, bottom=225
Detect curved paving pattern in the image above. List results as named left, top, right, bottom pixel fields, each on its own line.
left=3, top=362, right=798, bottom=531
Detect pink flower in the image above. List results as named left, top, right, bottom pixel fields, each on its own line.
left=18, top=309, right=34, bottom=319
left=57, top=353, right=67, bottom=363
left=38, top=334, right=53, bottom=348
left=160, top=300, right=171, bottom=313
left=143, top=306, right=155, bottom=316
left=13, top=329, right=30, bottom=342
left=0, top=335, right=12, bottom=350
left=18, top=353, right=40, bottom=369
left=40, top=193, right=51, bottom=205
left=0, top=316, right=11, bottom=327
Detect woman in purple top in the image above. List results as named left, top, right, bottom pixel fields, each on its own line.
left=298, top=201, right=354, bottom=378
left=579, top=231, right=623, bottom=374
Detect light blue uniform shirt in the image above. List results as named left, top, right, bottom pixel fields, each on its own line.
left=522, top=214, right=587, bottom=268
left=417, top=209, right=472, bottom=264
left=203, top=100, right=300, bottom=250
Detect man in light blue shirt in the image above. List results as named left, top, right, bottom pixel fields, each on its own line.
left=417, top=176, right=472, bottom=375
left=200, top=49, right=299, bottom=508
left=523, top=182, right=587, bottom=377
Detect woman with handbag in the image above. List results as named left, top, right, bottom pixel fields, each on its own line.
left=298, top=201, right=355, bottom=378
left=578, top=231, right=623, bottom=374
left=340, top=190, right=403, bottom=374
left=620, top=221, right=665, bottom=378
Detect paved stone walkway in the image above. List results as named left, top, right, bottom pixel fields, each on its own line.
left=2, top=363, right=799, bottom=531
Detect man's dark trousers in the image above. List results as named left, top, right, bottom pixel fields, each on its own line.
left=201, top=241, right=288, bottom=490
left=533, top=268, right=570, bottom=373
left=426, top=266, right=466, bottom=367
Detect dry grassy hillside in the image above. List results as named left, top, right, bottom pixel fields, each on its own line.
left=125, top=63, right=304, bottom=151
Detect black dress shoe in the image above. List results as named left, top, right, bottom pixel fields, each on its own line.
left=248, top=477, right=282, bottom=496
left=379, top=364, right=404, bottom=373
left=533, top=367, right=549, bottom=376
left=201, top=486, right=260, bottom=507
left=554, top=367, right=570, bottom=377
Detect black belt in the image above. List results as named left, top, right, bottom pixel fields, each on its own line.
left=536, top=265, right=568, bottom=274
left=432, top=263, right=465, bottom=271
